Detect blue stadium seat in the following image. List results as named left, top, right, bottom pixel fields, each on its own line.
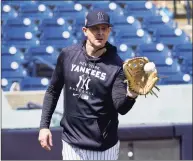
left=75, top=30, right=86, bottom=43
left=72, top=15, right=87, bottom=41
left=112, top=0, right=146, bottom=5
left=124, top=1, right=159, bottom=20
left=2, top=54, right=25, bottom=69
left=18, top=3, right=53, bottom=21
left=173, top=43, right=193, bottom=75
left=73, top=14, right=86, bottom=27
left=39, top=17, right=74, bottom=27
left=152, top=28, right=191, bottom=46
left=112, top=15, right=142, bottom=34
left=40, top=27, right=78, bottom=48
left=2, top=3, right=18, bottom=23
left=172, top=43, right=192, bottom=61
left=53, top=3, right=88, bottom=20
left=1, top=47, right=27, bottom=78
left=2, top=28, right=39, bottom=48
left=79, top=1, right=110, bottom=6
left=3, top=1, right=38, bottom=8
left=53, top=3, right=87, bottom=39
left=1, top=49, right=25, bottom=78
left=160, top=72, right=192, bottom=85
left=2, top=47, right=23, bottom=59
left=2, top=46, right=24, bottom=57
left=90, top=1, right=124, bottom=16
left=117, top=44, right=135, bottom=61
left=40, top=1, right=74, bottom=7
left=2, top=18, right=39, bottom=35
left=38, top=18, right=74, bottom=33
left=118, top=52, right=134, bottom=62
left=142, top=15, right=177, bottom=33
left=108, top=34, right=115, bottom=45
left=180, top=61, right=192, bottom=76
left=20, top=77, right=50, bottom=91
left=156, top=59, right=181, bottom=75
left=1, top=78, right=22, bottom=91
left=136, top=43, right=172, bottom=58
left=2, top=63, right=27, bottom=79
left=25, top=46, right=59, bottom=65
left=115, top=29, right=152, bottom=47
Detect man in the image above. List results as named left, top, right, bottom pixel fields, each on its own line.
left=38, top=10, right=138, bottom=160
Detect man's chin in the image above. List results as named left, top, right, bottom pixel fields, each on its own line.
left=94, top=42, right=105, bottom=48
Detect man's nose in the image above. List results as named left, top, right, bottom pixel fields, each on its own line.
left=98, top=29, right=104, bottom=35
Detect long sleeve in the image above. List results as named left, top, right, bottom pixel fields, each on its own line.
left=112, top=68, right=136, bottom=115
left=40, top=51, right=65, bottom=129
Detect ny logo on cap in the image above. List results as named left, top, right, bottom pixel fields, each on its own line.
left=97, top=12, right=104, bottom=21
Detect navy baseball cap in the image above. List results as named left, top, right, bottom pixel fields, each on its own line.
left=85, top=10, right=113, bottom=28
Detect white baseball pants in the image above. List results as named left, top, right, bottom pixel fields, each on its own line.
left=62, top=140, right=120, bottom=160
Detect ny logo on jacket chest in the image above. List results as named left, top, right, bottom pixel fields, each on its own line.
left=76, top=74, right=91, bottom=90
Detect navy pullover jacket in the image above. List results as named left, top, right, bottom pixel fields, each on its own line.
left=40, top=41, right=136, bottom=151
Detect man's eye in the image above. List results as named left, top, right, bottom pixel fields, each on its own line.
left=92, top=27, right=97, bottom=30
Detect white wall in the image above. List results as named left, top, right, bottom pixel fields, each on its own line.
left=118, top=84, right=192, bottom=126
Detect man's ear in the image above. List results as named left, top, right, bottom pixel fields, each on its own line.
left=82, top=27, right=87, bottom=37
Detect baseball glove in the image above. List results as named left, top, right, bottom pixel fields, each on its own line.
left=123, top=57, right=160, bottom=97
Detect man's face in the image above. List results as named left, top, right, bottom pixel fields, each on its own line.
left=82, top=24, right=111, bottom=48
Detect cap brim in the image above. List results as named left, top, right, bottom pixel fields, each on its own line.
left=85, top=22, right=113, bottom=28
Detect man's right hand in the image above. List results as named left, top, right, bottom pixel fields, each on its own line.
left=38, top=128, right=53, bottom=151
